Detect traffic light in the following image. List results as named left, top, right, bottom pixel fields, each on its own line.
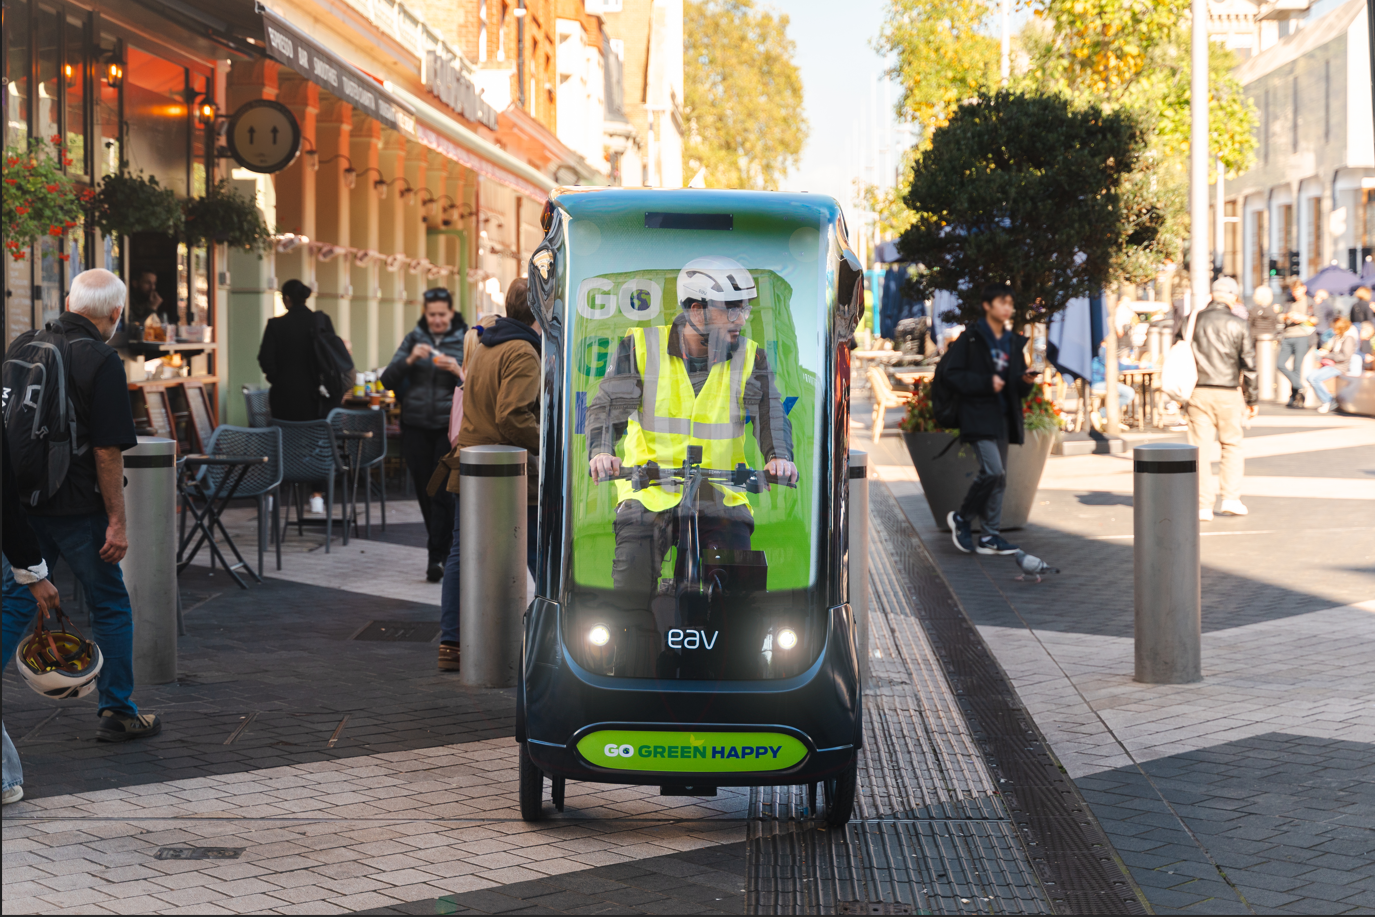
left=1268, top=258, right=1278, bottom=277
left=1287, top=251, right=1300, bottom=276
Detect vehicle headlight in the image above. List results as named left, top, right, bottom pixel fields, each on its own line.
left=588, top=624, right=611, bottom=647
left=776, top=628, right=798, bottom=650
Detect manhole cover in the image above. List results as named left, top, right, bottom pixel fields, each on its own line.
left=836, top=904, right=912, bottom=915
left=350, top=621, right=441, bottom=642
left=155, top=847, right=244, bottom=860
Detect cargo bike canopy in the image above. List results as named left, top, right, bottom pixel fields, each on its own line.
left=535, top=190, right=859, bottom=684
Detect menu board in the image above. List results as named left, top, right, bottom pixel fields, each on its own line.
left=184, top=382, right=216, bottom=452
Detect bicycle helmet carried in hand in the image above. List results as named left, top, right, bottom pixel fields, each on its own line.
left=15, top=609, right=103, bottom=700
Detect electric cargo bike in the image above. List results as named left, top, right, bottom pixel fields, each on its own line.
left=519, top=189, right=866, bottom=826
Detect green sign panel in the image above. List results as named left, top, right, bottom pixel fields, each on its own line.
left=576, top=730, right=808, bottom=772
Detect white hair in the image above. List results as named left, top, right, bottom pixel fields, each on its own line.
left=68, top=269, right=127, bottom=319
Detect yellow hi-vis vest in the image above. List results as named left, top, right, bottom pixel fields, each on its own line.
left=615, top=325, right=757, bottom=512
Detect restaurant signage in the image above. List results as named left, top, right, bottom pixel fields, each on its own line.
left=424, top=52, right=500, bottom=131
left=226, top=100, right=301, bottom=173
left=259, top=6, right=415, bottom=134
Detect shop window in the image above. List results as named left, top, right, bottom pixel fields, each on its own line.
left=65, top=13, right=87, bottom=177
left=7, top=0, right=31, bottom=145
left=98, top=36, right=120, bottom=178
left=1306, top=198, right=1321, bottom=276
left=1251, top=210, right=1266, bottom=290
left=1224, top=201, right=1238, bottom=279
left=37, top=4, right=62, bottom=146
left=124, top=46, right=189, bottom=196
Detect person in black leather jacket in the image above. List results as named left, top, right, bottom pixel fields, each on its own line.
left=380, top=288, right=467, bottom=581
left=1184, top=276, right=1257, bottom=521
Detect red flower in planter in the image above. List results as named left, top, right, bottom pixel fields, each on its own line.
left=48, top=225, right=63, bottom=236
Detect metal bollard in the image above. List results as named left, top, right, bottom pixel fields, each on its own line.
left=848, top=450, right=871, bottom=688
left=459, top=445, right=527, bottom=687
left=1256, top=336, right=1279, bottom=402
left=1133, top=443, right=1201, bottom=684
left=121, top=437, right=178, bottom=684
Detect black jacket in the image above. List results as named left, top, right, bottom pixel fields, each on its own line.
left=2, top=425, right=44, bottom=572
left=945, top=324, right=1032, bottom=444
left=1189, top=303, right=1258, bottom=404
left=258, top=304, right=329, bottom=421
left=379, top=316, right=467, bottom=431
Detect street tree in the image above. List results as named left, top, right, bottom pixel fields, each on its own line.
left=683, top=0, right=808, bottom=190
left=897, top=90, right=1150, bottom=329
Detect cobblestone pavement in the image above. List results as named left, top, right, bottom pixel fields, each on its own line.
left=3, top=484, right=1062, bottom=913
left=865, top=403, right=1375, bottom=915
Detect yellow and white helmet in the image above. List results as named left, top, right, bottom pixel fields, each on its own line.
left=15, top=612, right=103, bottom=700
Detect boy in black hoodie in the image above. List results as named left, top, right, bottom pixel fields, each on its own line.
left=944, top=283, right=1037, bottom=555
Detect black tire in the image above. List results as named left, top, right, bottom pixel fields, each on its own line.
left=518, top=741, right=544, bottom=822
left=823, top=758, right=858, bottom=829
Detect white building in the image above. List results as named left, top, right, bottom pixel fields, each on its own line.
left=1222, top=0, right=1374, bottom=293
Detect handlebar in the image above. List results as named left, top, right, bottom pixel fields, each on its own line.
left=597, top=462, right=797, bottom=493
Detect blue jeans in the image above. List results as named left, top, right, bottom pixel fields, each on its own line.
left=2, top=513, right=139, bottom=719
left=1306, top=364, right=1344, bottom=404
left=2, top=722, right=20, bottom=791
left=440, top=495, right=538, bottom=644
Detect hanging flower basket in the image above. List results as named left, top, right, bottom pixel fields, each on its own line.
left=87, top=171, right=183, bottom=239
left=2, top=136, right=88, bottom=261
left=183, top=179, right=271, bottom=251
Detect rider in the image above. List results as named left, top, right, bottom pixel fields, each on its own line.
left=586, top=257, right=798, bottom=606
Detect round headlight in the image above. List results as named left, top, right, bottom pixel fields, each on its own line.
left=776, top=628, right=798, bottom=650
left=588, top=625, right=611, bottom=647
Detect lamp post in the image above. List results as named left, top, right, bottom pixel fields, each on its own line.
left=1190, top=0, right=1210, bottom=316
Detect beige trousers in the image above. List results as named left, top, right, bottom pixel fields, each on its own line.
left=1186, top=386, right=1245, bottom=508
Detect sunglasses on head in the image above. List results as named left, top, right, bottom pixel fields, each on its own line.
left=423, top=289, right=452, bottom=304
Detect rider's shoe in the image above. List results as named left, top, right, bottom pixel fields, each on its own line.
left=975, top=534, right=1019, bottom=555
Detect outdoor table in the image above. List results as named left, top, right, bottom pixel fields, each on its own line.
left=1118, top=367, right=1161, bottom=429
left=894, top=369, right=935, bottom=387
left=178, top=453, right=269, bottom=590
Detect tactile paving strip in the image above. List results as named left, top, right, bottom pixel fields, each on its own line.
left=746, top=506, right=1050, bottom=915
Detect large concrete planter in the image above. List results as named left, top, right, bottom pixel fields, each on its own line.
left=903, top=430, right=1054, bottom=531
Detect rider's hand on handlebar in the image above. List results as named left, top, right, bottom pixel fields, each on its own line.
left=765, top=458, right=798, bottom=485
left=590, top=453, right=622, bottom=482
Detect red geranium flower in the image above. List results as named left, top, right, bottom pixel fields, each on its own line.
left=46, top=184, right=60, bottom=192
left=48, top=225, right=63, bottom=236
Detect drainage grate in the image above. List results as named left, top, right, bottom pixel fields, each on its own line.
left=871, top=488, right=1148, bottom=915
left=350, top=620, right=441, bottom=642
left=155, top=847, right=244, bottom=860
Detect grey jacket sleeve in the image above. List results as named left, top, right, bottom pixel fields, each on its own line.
left=586, top=336, right=642, bottom=459
left=746, top=349, right=793, bottom=462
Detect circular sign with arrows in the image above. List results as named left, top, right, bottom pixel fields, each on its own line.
left=226, top=100, right=301, bottom=174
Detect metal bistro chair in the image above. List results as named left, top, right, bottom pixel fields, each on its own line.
left=328, top=407, right=388, bottom=538
left=274, top=419, right=347, bottom=552
left=187, top=425, right=284, bottom=577
left=243, top=386, right=272, bottom=428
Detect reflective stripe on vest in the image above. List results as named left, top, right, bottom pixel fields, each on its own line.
left=615, top=325, right=755, bottom=511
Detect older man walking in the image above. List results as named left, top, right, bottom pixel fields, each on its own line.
left=1186, top=277, right=1258, bottom=521
left=2, top=269, right=160, bottom=742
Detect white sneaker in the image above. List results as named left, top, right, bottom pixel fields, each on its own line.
left=308, top=495, right=326, bottom=515
left=1317, top=402, right=1333, bottom=414
left=1199, top=507, right=1214, bottom=521
left=1218, top=500, right=1248, bottom=516
left=2, top=784, right=23, bottom=805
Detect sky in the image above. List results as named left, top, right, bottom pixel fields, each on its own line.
left=776, top=0, right=895, bottom=205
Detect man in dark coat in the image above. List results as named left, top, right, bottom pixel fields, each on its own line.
left=380, top=288, right=467, bottom=581
left=258, top=280, right=330, bottom=421
left=944, top=283, right=1037, bottom=556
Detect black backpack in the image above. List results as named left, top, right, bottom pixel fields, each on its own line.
left=930, top=340, right=962, bottom=430
left=2, top=323, right=78, bottom=506
left=311, top=311, right=355, bottom=410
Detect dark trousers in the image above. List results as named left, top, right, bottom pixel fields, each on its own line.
left=440, top=498, right=537, bottom=645
left=959, top=437, right=1009, bottom=538
left=1277, top=335, right=1312, bottom=393
left=611, top=496, right=755, bottom=604
left=400, top=425, right=454, bottom=565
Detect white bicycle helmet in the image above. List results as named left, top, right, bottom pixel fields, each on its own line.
left=15, top=611, right=103, bottom=700
left=677, top=257, right=757, bottom=305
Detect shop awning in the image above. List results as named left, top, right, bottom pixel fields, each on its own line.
left=387, top=85, right=554, bottom=203
left=258, top=5, right=415, bottom=135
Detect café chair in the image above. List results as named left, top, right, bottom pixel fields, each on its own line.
left=195, top=425, right=284, bottom=576
left=243, top=387, right=272, bottom=428
left=867, top=366, right=913, bottom=443
left=327, top=407, right=388, bottom=538
left=274, top=419, right=347, bottom=553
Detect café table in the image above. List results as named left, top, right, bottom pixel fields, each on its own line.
left=335, top=429, right=375, bottom=538
left=1118, top=367, right=1161, bottom=429
left=178, top=453, right=269, bottom=589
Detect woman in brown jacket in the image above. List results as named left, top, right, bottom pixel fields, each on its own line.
left=432, top=280, right=541, bottom=670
